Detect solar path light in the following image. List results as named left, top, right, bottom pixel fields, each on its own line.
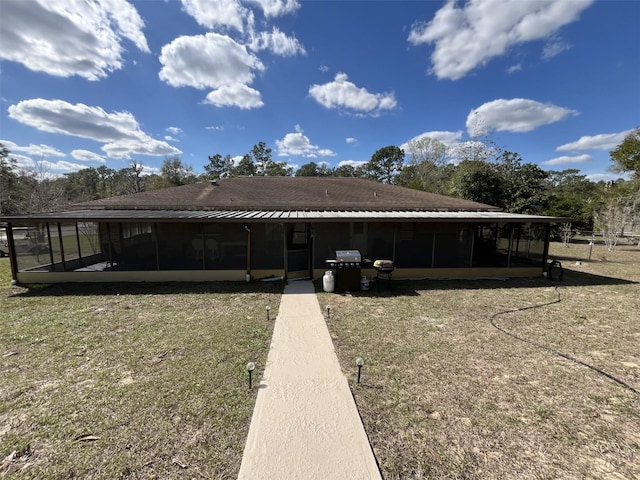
left=356, top=357, right=364, bottom=384
left=266, top=305, right=271, bottom=321
left=246, top=362, right=255, bottom=388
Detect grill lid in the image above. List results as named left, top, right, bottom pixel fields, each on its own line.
left=335, top=250, right=362, bottom=262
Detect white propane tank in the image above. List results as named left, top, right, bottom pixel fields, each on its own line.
left=323, top=271, right=335, bottom=292
left=360, top=276, right=370, bottom=291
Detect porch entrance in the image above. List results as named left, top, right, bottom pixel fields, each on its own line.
left=286, top=223, right=311, bottom=280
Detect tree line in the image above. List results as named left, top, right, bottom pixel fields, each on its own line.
left=1, top=129, right=639, bottom=243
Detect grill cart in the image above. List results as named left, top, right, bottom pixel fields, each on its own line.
left=326, top=250, right=362, bottom=291
left=373, top=259, right=394, bottom=290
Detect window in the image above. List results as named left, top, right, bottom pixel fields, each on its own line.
left=122, top=223, right=152, bottom=239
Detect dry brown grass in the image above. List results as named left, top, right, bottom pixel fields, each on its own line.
left=2, top=238, right=638, bottom=479
left=0, top=269, right=282, bottom=479
left=320, top=241, right=640, bottom=479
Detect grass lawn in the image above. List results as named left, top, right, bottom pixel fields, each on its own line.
left=2, top=239, right=639, bottom=479
left=0, top=262, right=282, bottom=479
left=320, top=241, right=640, bottom=479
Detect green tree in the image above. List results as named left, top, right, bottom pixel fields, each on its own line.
left=231, top=154, right=256, bottom=176
left=295, top=162, right=332, bottom=177
left=264, top=160, right=293, bottom=177
left=251, top=141, right=271, bottom=175
left=0, top=143, right=24, bottom=215
left=95, top=165, right=117, bottom=198
left=363, top=145, right=405, bottom=184
left=251, top=142, right=291, bottom=176
left=448, top=160, right=505, bottom=207
left=546, top=169, right=599, bottom=231
left=204, top=153, right=234, bottom=179
left=112, top=162, right=146, bottom=195
left=148, top=156, right=197, bottom=189
left=610, top=128, right=640, bottom=178
left=62, top=167, right=100, bottom=202
left=495, top=151, right=549, bottom=214
left=332, top=164, right=360, bottom=177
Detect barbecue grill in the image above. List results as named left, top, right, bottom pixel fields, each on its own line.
left=326, top=250, right=362, bottom=291
left=373, top=259, right=394, bottom=289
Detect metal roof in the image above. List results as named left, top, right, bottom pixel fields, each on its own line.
left=2, top=209, right=570, bottom=224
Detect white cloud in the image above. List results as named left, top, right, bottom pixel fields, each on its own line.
left=401, top=130, right=463, bottom=151
left=0, top=142, right=93, bottom=177
left=140, top=165, right=161, bottom=176
left=0, top=140, right=17, bottom=151
left=507, top=64, right=522, bottom=74
left=408, top=0, right=594, bottom=80
left=542, top=34, right=571, bottom=60
left=181, top=0, right=249, bottom=32
left=249, top=28, right=306, bottom=56
left=159, top=33, right=266, bottom=109
left=338, top=160, right=367, bottom=168
left=159, top=33, right=264, bottom=89
left=249, top=0, right=301, bottom=18
left=10, top=156, right=91, bottom=177
left=309, top=73, right=397, bottom=116
left=3, top=142, right=66, bottom=158
left=101, top=138, right=180, bottom=159
left=71, top=150, right=106, bottom=163
left=206, top=125, right=225, bottom=131
left=275, top=126, right=336, bottom=158
left=556, top=130, right=633, bottom=151
left=0, top=0, right=148, bottom=80
left=542, top=154, right=592, bottom=166
left=39, top=160, right=91, bottom=174
left=10, top=154, right=36, bottom=170
left=205, top=83, right=264, bottom=109
left=346, top=137, right=358, bottom=144
left=166, top=126, right=183, bottom=135
left=8, top=99, right=181, bottom=160
left=230, top=155, right=244, bottom=166
left=585, top=172, right=625, bottom=182
left=468, top=98, right=578, bottom=134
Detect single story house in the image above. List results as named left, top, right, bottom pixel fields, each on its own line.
left=1, top=177, right=568, bottom=285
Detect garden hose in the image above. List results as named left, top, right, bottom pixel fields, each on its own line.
left=489, top=286, right=640, bottom=397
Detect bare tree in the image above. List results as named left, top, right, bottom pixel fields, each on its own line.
left=449, top=113, right=502, bottom=164
left=78, top=222, right=100, bottom=254
left=21, top=157, right=64, bottom=213
left=402, top=136, right=452, bottom=193
left=594, top=191, right=640, bottom=251
left=560, top=222, right=574, bottom=247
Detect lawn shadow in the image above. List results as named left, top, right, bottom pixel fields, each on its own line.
left=402, top=268, right=637, bottom=293
left=10, top=264, right=636, bottom=299
left=315, top=265, right=636, bottom=298
left=7, top=280, right=286, bottom=298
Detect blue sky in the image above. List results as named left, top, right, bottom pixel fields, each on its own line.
left=1, top=0, right=638, bottom=181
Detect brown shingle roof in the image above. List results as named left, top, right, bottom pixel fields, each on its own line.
left=78, top=177, right=501, bottom=212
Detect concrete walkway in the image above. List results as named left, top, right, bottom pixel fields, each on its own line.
left=238, top=280, right=382, bottom=480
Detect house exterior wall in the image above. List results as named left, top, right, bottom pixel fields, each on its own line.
left=6, top=219, right=550, bottom=285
